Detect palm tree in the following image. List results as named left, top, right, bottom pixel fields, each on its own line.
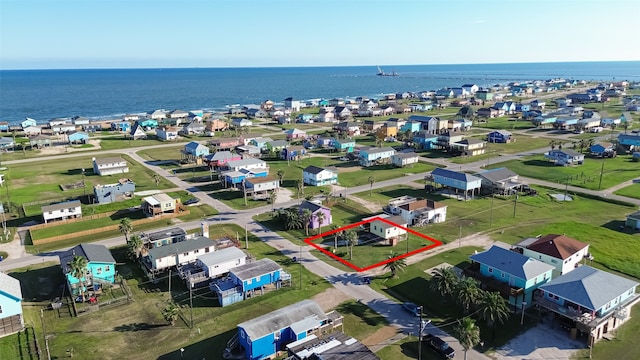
left=296, top=180, right=304, bottom=199
left=455, top=277, right=481, bottom=314
left=68, top=255, right=89, bottom=302
left=344, top=229, right=358, bottom=260
left=368, top=176, right=376, bottom=197
left=315, top=211, right=326, bottom=235
left=329, top=224, right=341, bottom=250
left=430, top=267, right=459, bottom=299
left=127, top=234, right=145, bottom=259
left=478, top=290, right=510, bottom=340
left=277, top=169, right=285, bottom=185
left=152, top=174, right=161, bottom=187
left=301, top=208, right=313, bottom=236
left=118, top=217, right=133, bottom=242
left=454, top=317, right=481, bottom=360
left=281, top=209, right=303, bottom=230
left=383, top=253, right=407, bottom=279
left=162, top=302, right=179, bottom=326
left=269, top=190, right=278, bottom=212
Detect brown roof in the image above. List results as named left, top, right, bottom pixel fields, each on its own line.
left=399, top=199, right=446, bottom=211
left=526, top=234, right=588, bottom=260
left=244, top=175, right=277, bottom=185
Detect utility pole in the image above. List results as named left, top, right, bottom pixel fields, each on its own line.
left=458, top=223, right=462, bottom=249
left=189, top=280, right=194, bottom=329
left=168, top=269, right=172, bottom=297
left=418, top=306, right=423, bottom=360
left=513, top=194, right=518, bottom=218
left=489, top=194, right=495, bottom=227
left=245, top=223, right=248, bottom=249
left=598, top=160, right=605, bottom=190
left=564, top=177, right=569, bottom=201
left=299, top=246, right=303, bottom=290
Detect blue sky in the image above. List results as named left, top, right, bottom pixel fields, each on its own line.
left=1, top=0, right=639, bottom=69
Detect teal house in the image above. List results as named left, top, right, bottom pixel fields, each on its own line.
left=137, top=119, right=158, bottom=129
left=467, top=245, right=554, bottom=310
left=0, top=272, right=23, bottom=337
left=331, top=138, right=356, bottom=152
left=59, top=243, right=117, bottom=295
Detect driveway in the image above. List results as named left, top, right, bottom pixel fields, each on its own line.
left=493, top=322, right=585, bottom=360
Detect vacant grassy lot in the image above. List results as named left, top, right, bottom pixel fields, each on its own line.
left=137, top=144, right=184, bottom=162
left=488, top=154, right=640, bottom=190
left=354, top=184, right=636, bottom=246
left=339, top=162, right=435, bottom=187
left=5, top=153, right=174, bottom=205
left=27, top=204, right=217, bottom=253
left=446, top=135, right=556, bottom=165
left=98, top=136, right=184, bottom=150
left=614, top=182, right=640, bottom=199
left=13, top=224, right=332, bottom=360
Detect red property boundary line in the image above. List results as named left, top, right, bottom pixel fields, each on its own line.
left=304, top=216, right=443, bottom=272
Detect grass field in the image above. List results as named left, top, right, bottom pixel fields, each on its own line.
left=136, top=145, right=184, bottom=161
left=5, top=153, right=174, bottom=206
left=614, top=182, right=640, bottom=199
left=11, top=224, right=332, bottom=360
left=445, top=135, right=556, bottom=165
left=488, top=153, right=640, bottom=190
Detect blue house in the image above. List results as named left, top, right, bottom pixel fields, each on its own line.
left=618, top=133, right=640, bottom=150
left=400, top=121, right=421, bottom=133
left=110, top=121, right=131, bottom=132
left=184, top=141, right=210, bottom=157
left=468, top=245, right=554, bottom=310
left=235, top=300, right=334, bottom=360
left=332, top=138, right=356, bottom=153
left=59, top=243, right=117, bottom=295
left=68, top=131, right=89, bottom=144
left=280, top=145, right=306, bottom=160
left=211, top=258, right=289, bottom=307
left=93, top=179, right=135, bottom=204
left=0, top=272, right=24, bottom=337
left=21, top=118, right=37, bottom=129
left=515, top=103, right=531, bottom=113
left=0, top=122, right=9, bottom=132
left=359, top=147, right=395, bottom=167
left=295, top=113, right=313, bottom=123
left=413, top=131, right=438, bottom=150
left=536, top=266, right=639, bottom=342
left=250, top=137, right=273, bottom=150
left=487, top=130, right=513, bottom=143
left=430, top=167, right=482, bottom=199
left=221, top=168, right=268, bottom=188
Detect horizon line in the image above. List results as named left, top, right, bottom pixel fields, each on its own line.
left=2, top=59, right=639, bottom=72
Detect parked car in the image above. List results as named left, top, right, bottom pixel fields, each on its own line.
left=401, top=302, right=421, bottom=316
left=423, top=333, right=455, bottom=359
left=183, top=198, right=200, bottom=205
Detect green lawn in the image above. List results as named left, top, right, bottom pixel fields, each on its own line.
left=0, top=327, right=39, bottom=360
left=446, top=135, right=556, bottom=165
left=27, top=204, right=217, bottom=253
left=12, top=224, right=332, bottom=360
left=614, top=183, right=640, bottom=199
left=98, top=136, right=183, bottom=150
left=137, top=145, right=184, bottom=162
left=354, top=184, right=636, bottom=246
left=474, top=116, right=536, bottom=131
left=5, top=153, right=174, bottom=206
left=488, top=154, right=640, bottom=190
left=339, top=162, right=435, bottom=187
left=335, top=300, right=389, bottom=340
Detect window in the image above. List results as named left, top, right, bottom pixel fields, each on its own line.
left=488, top=267, right=493, bottom=273
left=0, top=305, right=2, bottom=314
left=501, top=273, right=506, bottom=279
left=274, top=331, right=280, bottom=341
left=194, top=249, right=199, bottom=254
left=105, top=266, right=110, bottom=272
left=247, top=279, right=252, bottom=285
left=205, top=247, right=210, bottom=253
left=183, top=252, right=188, bottom=256
left=96, top=267, right=102, bottom=275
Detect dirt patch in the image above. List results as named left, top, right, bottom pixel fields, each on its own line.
left=361, top=325, right=400, bottom=347
left=38, top=139, right=102, bottom=156
left=311, top=287, right=352, bottom=311
left=337, top=166, right=361, bottom=173
left=276, top=188, right=293, bottom=204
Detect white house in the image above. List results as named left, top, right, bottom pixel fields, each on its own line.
left=243, top=176, right=280, bottom=200
left=515, top=234, right=590, bottom=277
left=369, top=215, right=407, bottom=243
left=196, top=247, right=247, bottom=279
left=146, top=237, right=216, bottom=271
left=391, top=152, right=419, bottom=167
left=303, top=165, right=338, bottom=186
left=231, top=118, right=252, bottom=128
left=23, top=126, right=42, bottom=136
left=0, top=272, right=24, bottom=337
left=156, top=126, right=179, bottom=141
left=386, top=196, right=447, bottom=226
left=224, top=158, right=268, bottom=172
left=92, top=157, right=129, bottom=176
left=41, top=200, right=82, bottom=224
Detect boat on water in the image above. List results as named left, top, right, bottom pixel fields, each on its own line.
left=376, top=66, right=399, bottom=77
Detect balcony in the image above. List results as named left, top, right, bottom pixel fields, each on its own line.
left=463, top=263, right=524, bottom=299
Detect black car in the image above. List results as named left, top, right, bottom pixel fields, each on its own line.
left=423, top=333, right=455, bottom=359
left=183, top=198, right=200, bottom=205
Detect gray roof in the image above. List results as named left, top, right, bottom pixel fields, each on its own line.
left=0, top=272, right=22, bottom=300
left=197, top=247, right=246, bottom=267
left=147, top=237, right=216, bottom=259
left=42, top=200, right=81, bottom=213
left=268, top=140, right=288, bottom=147
left=431, top=167, right=481, bottom=183
left=392, top=152, right=418, bottom=159
left=225, top=158, right=266, bottom=168
left=210, top=151, right=237, bottom=161
left=230, top=258, right=281, bottom=281
left=144, top=227, right=186, bottom=242
left=365, top=147, right=395, bottom=155
left=476, top=167, right=519, bottom=183
left=299, top=200, right=329, bottom=213
left=94, top=157, right=126, bottom=166
left=238, top=299, right=327, bottom=339
left=470, top=245, right=554, bottom=280
left=59, top=243, right=116, bottom=274
left=539, top=266, right=638, bottom=311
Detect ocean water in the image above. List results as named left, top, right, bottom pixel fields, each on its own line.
left=0, top=61, right=638, bottom=125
